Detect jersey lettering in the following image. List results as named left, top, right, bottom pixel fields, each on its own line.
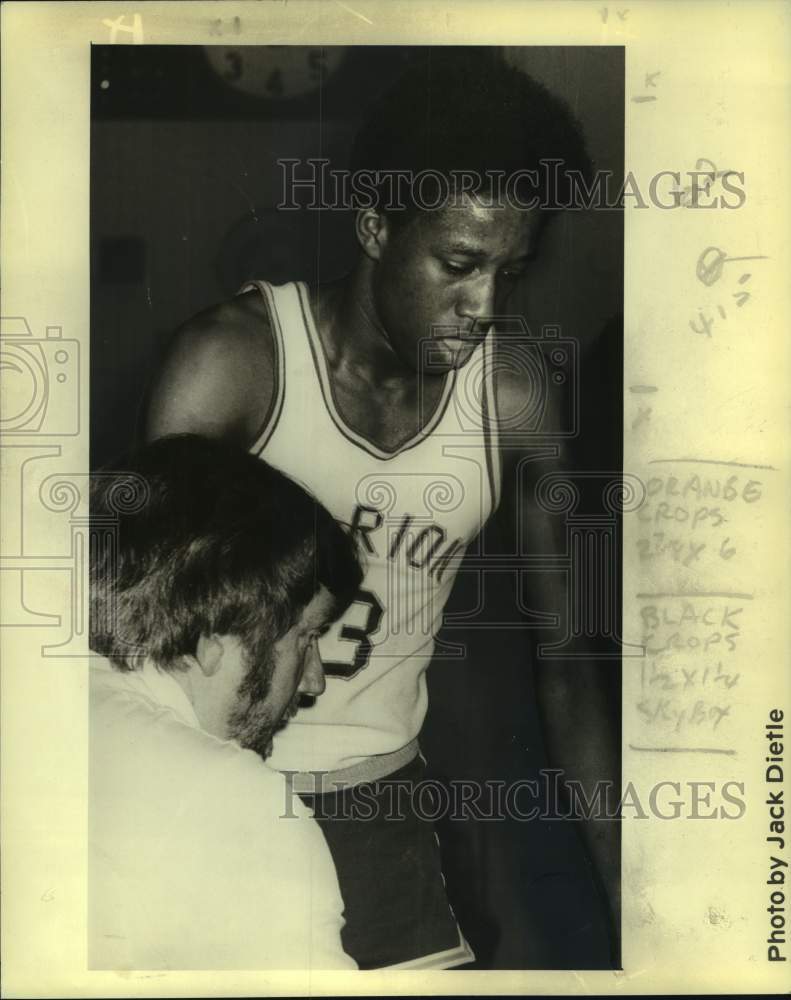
left=349, top=505, right=383, bottom=555
left=349, top=503, right=462, bottom=581
left=323, top=588, right=385, bottom=680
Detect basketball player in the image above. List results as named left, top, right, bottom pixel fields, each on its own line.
left=144, top=51, right=619, bottom=968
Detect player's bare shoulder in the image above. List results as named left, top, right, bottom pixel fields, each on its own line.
left=490, top=325, right=575, bottom=442
left=490, top=332, right=545, bottom=436
left=492, top=327, right=579, bottom=459
left=144, top=288, right=276, bottom=447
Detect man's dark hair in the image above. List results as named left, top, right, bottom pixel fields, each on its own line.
left=350, top=47, right=593, bottom=225
left=90, top=435, right=363, bottom=677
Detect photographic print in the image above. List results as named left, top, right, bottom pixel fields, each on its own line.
left=1, top=2, right=788, bottom=996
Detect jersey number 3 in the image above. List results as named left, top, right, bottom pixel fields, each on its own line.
left=323, top=589, right=384, bottom=680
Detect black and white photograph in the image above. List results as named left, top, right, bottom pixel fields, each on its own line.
left=89, top=42, right=624, bottom=973
left=1, top=2, right=788, bottom=996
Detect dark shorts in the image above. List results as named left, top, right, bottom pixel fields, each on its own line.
left=299, top=755, right=473, bottom=970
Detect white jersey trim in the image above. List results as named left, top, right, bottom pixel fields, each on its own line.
left=481, top=328, right=502, bottom=513
left=376, top=928, right=475, bottom=970
left=238, top=280, right=287, bottom=456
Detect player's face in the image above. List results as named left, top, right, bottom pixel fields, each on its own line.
left=225, top=586, right=336, bottom=758
left=372, top=194, right=542, bottom=373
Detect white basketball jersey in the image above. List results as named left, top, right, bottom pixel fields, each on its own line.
left=244, top=281, right=501, bottom=774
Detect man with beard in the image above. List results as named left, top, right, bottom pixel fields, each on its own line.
left=88, top=434, right=362, bottom=970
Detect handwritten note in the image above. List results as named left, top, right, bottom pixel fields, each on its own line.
left=631, top=457, right=774, bottom=753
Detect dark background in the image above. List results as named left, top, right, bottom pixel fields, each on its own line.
left=91, top=44, right=624, bottom=969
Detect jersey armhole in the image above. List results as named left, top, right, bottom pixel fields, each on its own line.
left=239, top=281, right=286, bottom=455
left=482, top=332, right=502, bottom=515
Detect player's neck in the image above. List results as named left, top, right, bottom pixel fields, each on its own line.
left=310, top=266, right=427, bottom=392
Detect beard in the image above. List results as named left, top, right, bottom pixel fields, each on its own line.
left=227, top=688, right=301, bottom=760
left=225, top=645, right=301, bottom=760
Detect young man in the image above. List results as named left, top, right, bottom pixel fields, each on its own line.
left=88, top=434, right=362, bottom=970
left=144, top=51, right=619, bottom=968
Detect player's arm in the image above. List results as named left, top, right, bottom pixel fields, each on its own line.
left=142, top=290, right=276, bottom=447
left=496, top=362, right=621, bottom=946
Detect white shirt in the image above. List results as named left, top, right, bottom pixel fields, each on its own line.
left=89, top=657, right=355, bottom=970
